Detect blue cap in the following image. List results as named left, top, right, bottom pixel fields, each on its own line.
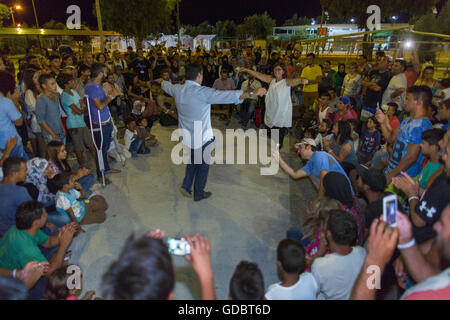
left=340, top=96, right=350, bottom=105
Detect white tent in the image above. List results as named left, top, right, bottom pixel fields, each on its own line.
left=193, top=34, right=216, bottom=51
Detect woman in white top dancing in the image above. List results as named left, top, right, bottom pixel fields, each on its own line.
left=241, top=63, right=308, bottom=149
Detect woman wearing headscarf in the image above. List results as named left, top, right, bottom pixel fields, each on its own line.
left=323, top=171, right=365, bottom=245
left=333, top=63, right=346, bottom=96
left=25, top=157, right=56, bottom=205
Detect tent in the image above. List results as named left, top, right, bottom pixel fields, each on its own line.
left=193, top=34, right=217, bottom=51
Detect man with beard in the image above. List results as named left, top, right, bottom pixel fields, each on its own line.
left=85, top=63, right=122, bottom=184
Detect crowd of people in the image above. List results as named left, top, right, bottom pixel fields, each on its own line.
left=0, top=42, right=449, bottom=300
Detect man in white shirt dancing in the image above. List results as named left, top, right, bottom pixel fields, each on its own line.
left=162, top=64, right=267, bottom=202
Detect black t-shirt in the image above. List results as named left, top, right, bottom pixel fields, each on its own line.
left=130, top=58, right=151, bottom=81
left=413, top=173, right=450, bottom=244
left=153, top=58, right=168, bottom=80
left=363, top=69, right=392, bottom=108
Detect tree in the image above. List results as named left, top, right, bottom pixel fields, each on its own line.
left=236, top=12, right=275, bottom=40
left=213, top=20, right=237, bottom=38
left=414, top=0, right=450, bottom=34
left=0, top=3, right=9, bottom=27
left=96, top=0, right=177, bottom=44
left=182, top=21, right=213, bottom=37
left=283, top=13, right=311, bottom=26
left=42, top=20, right=66, bottom=30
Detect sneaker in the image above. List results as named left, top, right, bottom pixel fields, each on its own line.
left=180, top=187, right=192, bottom=198
left=194, top=191, right=212, bottom=202
left=142, top=147, right=151, bottom=155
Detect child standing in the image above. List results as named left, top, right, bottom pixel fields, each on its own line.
left=124, top=117, right=150, bottom=158
left=419, top=128, right=446, bottom=189
left=357, top=116, right=381, bottom=165
left=54, top=172, right=107, bottom=232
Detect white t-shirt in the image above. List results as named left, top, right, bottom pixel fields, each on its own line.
left=311, top=246, right=366, bottom=300
left=124, top=129, right=137, bottom=150
left=382, top=73, right=407, bottom=111
left=265, top=272, right=319, bottom=300
left=265, top=79, right=292, bottom=128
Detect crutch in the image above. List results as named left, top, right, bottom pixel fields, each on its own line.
left=85, top=95, right=106, bottom=187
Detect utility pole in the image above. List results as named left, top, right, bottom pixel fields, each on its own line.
left=177, top=0, right=181, bottom=48
left=95, top=0, right=105, bottom=52
left=31, top=0, right=42, bottom=48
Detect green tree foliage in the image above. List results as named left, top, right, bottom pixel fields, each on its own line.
left=0, top=3, right=9, bottom=27
left=42, top=19, right=67, bottom=30
left=283, top=13, right=311, bottom=26
left=183, top=20, right=213, bottom=37
left=97, top=0, right=177, bottom=41
left=414, top=0, right=450, bottom=34
left=213, top=20, right=237, bottom=38
left=236, top=12, right=275, bottom=40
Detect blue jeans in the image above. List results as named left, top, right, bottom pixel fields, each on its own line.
left=129, top=138, right=143, bottom=155
left=182, top=139, right=213, bottom=201
left=286, top=227, right=312, bottom=248
left=10, top=139, right=29, bottom=160
left=46, top=211, right=72, bottom=228
left=92, top=122, right=112, bottom=178
left=77, top=174, right=95, bottom=198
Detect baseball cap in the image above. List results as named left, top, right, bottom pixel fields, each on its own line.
left=295, top=138, right=317, bottom=149
left=356, top=165, right=386, bottom=192
left=339, top=96, right=350, bottom=105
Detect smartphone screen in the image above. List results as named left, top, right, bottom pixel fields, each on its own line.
left=385, top=197, right=397, bottom=226
left=165, top=238, right=191, bottom=256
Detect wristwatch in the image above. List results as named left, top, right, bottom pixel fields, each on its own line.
left=249, top=91, right=254, bottom=97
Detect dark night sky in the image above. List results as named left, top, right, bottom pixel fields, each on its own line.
left=3, top=0, right=321, bottom=28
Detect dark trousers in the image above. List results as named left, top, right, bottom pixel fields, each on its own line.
left=92, top=122, right=112, bottom=178
left=267, top=127, right=289, bottom=149
left=182, top=139, right=214, bottom=201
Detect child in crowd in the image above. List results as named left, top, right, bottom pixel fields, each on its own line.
left=418, top=128, right=446, bottom=189
left=286, top=197, right=341, bottom=271
left=357, top=116, right=381, bottom=165
left=54, top=172, right=107, bottom=234
left=437, top=98, right=449, bottom=130
left=137, top=117, right=158, bottom=146
left=265, top=239, right=318, bottom=300
left=44, top=266, right=97, bottom=300
left=124, top=117, right=150, bottom=158
left=229, top=261, right=265, bottom=300
left=348, top=118, right=360, bottom=153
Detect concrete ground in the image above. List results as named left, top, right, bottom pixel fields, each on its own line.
left=69, top=116, right=317, bottom=300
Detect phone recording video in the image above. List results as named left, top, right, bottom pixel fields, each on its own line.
left=383, top=194, right=398, bottom=227
left=165, top=237, right=191, bottom=256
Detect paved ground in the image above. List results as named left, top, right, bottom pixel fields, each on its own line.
left=69, top=116, right=317, bottom=300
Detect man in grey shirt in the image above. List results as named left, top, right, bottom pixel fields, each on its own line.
left=161, top=63, right=266, bottom=201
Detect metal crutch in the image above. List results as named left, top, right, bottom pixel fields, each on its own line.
left=85, top=95, right=106, bottom=187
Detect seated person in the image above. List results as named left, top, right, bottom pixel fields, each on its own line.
left=418, top=128, right=446, bottom=189
left=124, top=117, right=150, bottom=158
left=44, top=266, right=96, bottom=300
left=24, top=158, right=56, bottom=206
left=153, top=77, right=178, bottom=126
left=229, top=261, right=265, bottom=300
left=101, top=231, right=215, bottom=300
left=357, top=116, right=381, bottom=165
left=54, top=172, right=107, bottom=231
left=265, top=239, right=319, bottom=300
left=137, top=117, right=158, bottom=146
left=0, top=201, right=76, bottom=299
left=0, top=157, right=33, bottom=236
left=311, top=210, right=366, bottom=300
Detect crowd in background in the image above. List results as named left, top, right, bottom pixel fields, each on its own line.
left=0, top=42, right=449, bottom=300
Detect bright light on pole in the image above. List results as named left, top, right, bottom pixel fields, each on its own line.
left=350, top=18, right=355, bottom=23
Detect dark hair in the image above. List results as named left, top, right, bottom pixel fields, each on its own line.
left=16, top=201, right=45, bottom=230
left=125, top=116, right=137, bottom=127
left=78, top=64, right=90, bottom=77
left=229, top=261, right=264, bottom=300
left=348, top=118, right=360, bottom=130
left=101, top=234, right=175, bottom=300
left=359, top=55, right=367, bottom=61
left=272, top=62, right=287, bottom=78
left=327, top=87, right=336, bottom=93
left=407, top=85, right=432, bottom=109
left=90, top=63, right=107, bottom=79
left=23, top=68, right=41, bottom=95
left=324, top=60, right=331, bottom=65
left=326, top=209, right=358, bottom=246
left=319, top=92, right=331, bottom=99
left=307, top=53, right=315, bottom=59
left=56, top=73, right=73, bottom=89
left=46, top=140, right=71, bottom=173
left=185, top=63, right=203, bottom=81
left=0, top=276, right=28, bottom=300
left=277, top=239, right=306, bottom=274
left=52, top=172, right=72, bottom=191
left=440, top=78, right=450, bottom=89
left=367, top=116, right=379, bottom=129
left=322, top=118, right=333, bottom=133
left=423, top=66, right=434, bottom=73
left=96, top=53, right=107, bottom=62
left=0, top=70, right=16, bottom=96
left=336, top=120, right=352, bottom=145
left=48, top=54, right=60, bottom=62
left=38, top=73, right=54, bottom=87
left=387, top=102, right=398, bottom=112
left=2, top=157, right=26, bottom=177
left=422, top=128, right=446, bottom=147
left=44, top=266, right=72, bottom=300
left=395, top=59, right=407, bottom=72
left=26, top=55, right=37, bottom=63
